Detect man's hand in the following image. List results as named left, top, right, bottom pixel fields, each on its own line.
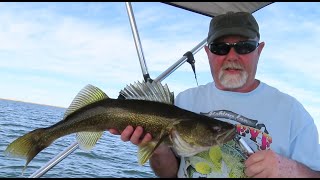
left=244, top=150, right=284, bottom=177
left=109, top=126, right=179, bottom=178
left=109, top=125, right=152, bottom=145
left=245, top=149, right=320, bottom=178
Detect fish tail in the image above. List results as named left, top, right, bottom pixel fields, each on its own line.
left=4, top=128, right=52, bottom=173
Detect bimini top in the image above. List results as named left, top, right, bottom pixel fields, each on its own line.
left=163, top=2, right=273, bottom=17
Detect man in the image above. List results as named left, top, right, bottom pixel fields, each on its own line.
left=110, top=11, right=320, bottom=178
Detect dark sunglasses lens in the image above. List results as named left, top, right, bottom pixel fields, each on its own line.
left=235, top=41, right=258, bottom=54
left=210, top=43, right=230, bottom=55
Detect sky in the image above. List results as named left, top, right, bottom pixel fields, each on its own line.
left=0, top=2, right=320, bottom=132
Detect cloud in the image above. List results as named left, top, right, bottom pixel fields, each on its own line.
left=0, top=1, right=319, bottom=144
left=0, top=2, right=319, bottom=134
left=252, top=3, right=320, bottom=130
left=255, top=2, right=320, bottom=83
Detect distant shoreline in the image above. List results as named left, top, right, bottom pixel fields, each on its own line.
left=0, top=98, right=66, bottom=109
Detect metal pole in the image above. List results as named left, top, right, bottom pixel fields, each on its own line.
left=28, top=3, right=207, bottom=178
left=125, top=2, right=150, bottom=82
left=28, top=142, right=79, bottom=178
left=154, top=38, right=207, bottom=82
left=27, top=2, right=150, bottom=178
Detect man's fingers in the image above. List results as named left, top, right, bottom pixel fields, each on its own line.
left=130, top=126, right=144, bottom=145
left=120, top=125, right=134, bottom=142
left=244, top=161, right=264, bottom=177
left=245, top=150, right=266, bottom=167
left=109, top=129, right=120, bottom=135
left=141, top=133, right=152, bottom=144
left=113, top=126, right=152, bottom=145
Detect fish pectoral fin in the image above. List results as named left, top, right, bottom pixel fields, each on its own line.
left=76, top=131, right=104, bottom=151
left=138, top=132, right=169, bottom=165
left=138, top=141, right=157, bottom=165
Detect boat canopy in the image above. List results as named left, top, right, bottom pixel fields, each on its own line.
left=163, top=2, right=273, bottom=17
left=28, top=2, right=275, bottom=178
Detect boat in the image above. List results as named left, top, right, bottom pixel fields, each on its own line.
left=25, top=2, right=274, bottom=178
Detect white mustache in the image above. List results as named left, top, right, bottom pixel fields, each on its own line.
left=221, top=62, right=244, bottom=70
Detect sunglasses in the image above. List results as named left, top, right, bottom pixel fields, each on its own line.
left=209, top=40, right=260, bottom=55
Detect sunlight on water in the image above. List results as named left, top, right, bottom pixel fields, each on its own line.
left=0, top=99, right=156, bottom=178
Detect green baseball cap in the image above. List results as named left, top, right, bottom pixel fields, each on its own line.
left=207, top=11, right=260, bottom=44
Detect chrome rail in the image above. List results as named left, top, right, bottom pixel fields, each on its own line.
left=28, top=2, right=207, bottom=178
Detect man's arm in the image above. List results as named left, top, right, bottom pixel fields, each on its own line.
left=149, top=143, right=179, bottom=178
left=245, top=150, right=320, bottom=178
left=109, top=126, right=179, bottom=178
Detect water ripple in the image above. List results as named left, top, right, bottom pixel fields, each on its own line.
left=0, top=99, right=157, bottom=178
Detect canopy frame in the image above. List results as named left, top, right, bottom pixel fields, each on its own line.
left=28, top=2, right=273, bottom=178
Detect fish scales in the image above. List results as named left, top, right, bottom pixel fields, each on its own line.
left=4, top=81, right=236, bottom=174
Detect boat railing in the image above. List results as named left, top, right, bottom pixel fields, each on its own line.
left=28, top=2, right=207, bottom=178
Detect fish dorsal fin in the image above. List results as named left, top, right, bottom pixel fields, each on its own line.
left=119, top=81, right=174, bottom=104
left=63, top=84, right=108, bottom=119
left=76, top=131, right=104, bottom=151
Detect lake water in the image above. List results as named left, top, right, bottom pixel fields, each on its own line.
left=0, top=99, right=156, bottom=178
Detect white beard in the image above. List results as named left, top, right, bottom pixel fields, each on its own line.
left=218, top=62, right=248, bottom=89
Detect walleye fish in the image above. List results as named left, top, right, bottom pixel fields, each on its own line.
left=4, top=81, right=236, bottom=173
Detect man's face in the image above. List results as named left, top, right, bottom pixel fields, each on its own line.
left=205, top=35, right=265, bottom=92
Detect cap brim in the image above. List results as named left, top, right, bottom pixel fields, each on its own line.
left=207, top=27, right=257, bottom=44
